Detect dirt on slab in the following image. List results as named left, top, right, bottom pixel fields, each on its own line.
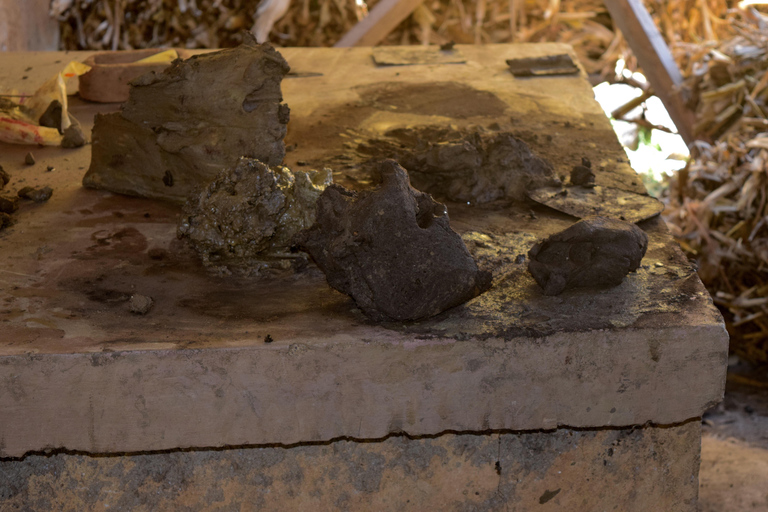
left=354, top=125, right=560, bottom=204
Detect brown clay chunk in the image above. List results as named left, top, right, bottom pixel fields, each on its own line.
left=527, top=217, right=648, bottom=296
left=299, top=159, right=491, bottom=322
left=18, top=186, right=53, bottom=203
left=0, top=196, right=19, bottom=213
left=0, top=165, right=9, bottom=188
left=83, top=34, right=291, bottom=204
left=178, top=157, right=331, bottom=272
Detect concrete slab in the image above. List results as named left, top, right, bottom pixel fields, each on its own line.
left=0, top=45, right=728, bottom=458
left=0, top=421, right=701, bottom=511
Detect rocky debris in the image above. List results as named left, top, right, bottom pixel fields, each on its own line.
left=358, top=127, right=558, bottom=203
left=0, top=196, right=19, bottom=214
left=38, top=100, right=63, bottom=130
left=129, top=294, right=154, bottom=315
left=61, top=116, right=87, bottom=148
left=36, top=101, right=87, bottom=148
left=18, top=186, right=53, bottom=203
left=0, top=212, right=11, bottom=230
left=299, top=159, right=491, bottom=322
left=0, top=165, right=9, bottom=189
left=24, top=153, right=35, bottom=165
left=178, top=157, right=332, bottom=273
left=83, top=34, right=291, bottom=204
left=570, top=157, right=595, bottom=187
left=527, top=217, right=648, bottom=295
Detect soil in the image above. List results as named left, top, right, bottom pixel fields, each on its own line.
left=527, top=217, right=648, bottom=295
left=699, top=358, right=768, bottom=511
left=299, top=160, right=491, bottom=322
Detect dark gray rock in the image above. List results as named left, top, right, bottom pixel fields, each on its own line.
left=300, top=159, right=491, bottom=322
left=527, top=217, right=648, bottom=295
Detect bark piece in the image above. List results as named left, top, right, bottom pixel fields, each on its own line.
left=178, top=157, right=331, bottom=273
left=527, top=217, right=648, bottom=295
left=300, top=159, right=491, bottom=322
left=83, top=35, right=290, bottom=204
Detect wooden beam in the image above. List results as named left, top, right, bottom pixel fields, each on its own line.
left=334, top=0, right=425, bottom=47
left=0, top=0, right=59, bottom=52
left=603, top=0, right=696, bottom=145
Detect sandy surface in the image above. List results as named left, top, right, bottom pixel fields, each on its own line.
left=699, top=359, right=768, bottom=511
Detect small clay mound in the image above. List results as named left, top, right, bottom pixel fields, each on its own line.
left=299, top=159, right=491, bottom=322
left=178, top=157, right=332, bottom=274
left=527, top=217, right=648, bottom=295
left=357, top=126, right=558, bottom=203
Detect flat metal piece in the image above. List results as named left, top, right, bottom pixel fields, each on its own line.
left=506, top=54, right=579, bottom=77
left=527, top=185, right=664, bottom=223
left=372, top=46, right=466, bottom=66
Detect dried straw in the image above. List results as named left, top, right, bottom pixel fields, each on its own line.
left=665, top=8, right=768, bottom=365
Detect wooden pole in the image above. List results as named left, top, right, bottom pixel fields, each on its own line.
left=334, top=0, right=425, bottom=47
left=602, top=0, right=696, bottom=145
left=0, top=0, right=60, bottom=52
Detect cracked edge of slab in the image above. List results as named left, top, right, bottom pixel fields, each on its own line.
left=0, top=320, right=727, bottom=457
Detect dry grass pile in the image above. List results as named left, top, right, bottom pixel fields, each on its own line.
left=665, top=8, right=768, bottom=364
left=53, top=0, right=627, bottom=77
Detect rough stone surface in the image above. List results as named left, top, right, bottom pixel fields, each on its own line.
left=0, top=421, right=701, bottom=511
left=178, top=157, right=332, bottom=274
left=300, top=159, right=491, bottom=321
left=82, top=35, right=290, bottom=204
left=357, top=126, right=559, bottom=203
left=17, top=185, right=52, bottom=203
left=528, top=216, right=648, bottom=295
